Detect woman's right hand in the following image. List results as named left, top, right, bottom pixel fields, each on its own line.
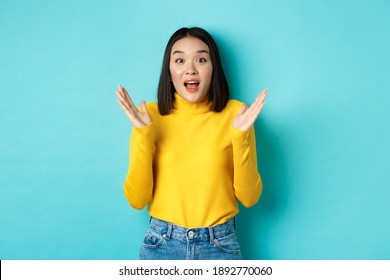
left=115, top=85, right=152, bottom=128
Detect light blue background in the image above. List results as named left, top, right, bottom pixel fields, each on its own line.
left=1, top=0, right=389, bottom=259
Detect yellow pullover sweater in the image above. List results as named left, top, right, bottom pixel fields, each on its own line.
left=124, top=93, right=262, bottom=228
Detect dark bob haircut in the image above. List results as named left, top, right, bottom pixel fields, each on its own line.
left=157, top=27, right=229, bottom=115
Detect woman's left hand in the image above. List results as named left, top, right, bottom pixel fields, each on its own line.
left=232, top=89, right=267, bottom=131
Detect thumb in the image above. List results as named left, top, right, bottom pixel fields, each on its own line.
left=237, top=104, right=247, bottom=115
left=140, top=100, right=148, bottom=113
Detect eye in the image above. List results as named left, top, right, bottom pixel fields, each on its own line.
left=175, top=58, right=184, bottom=64
left=197, top=58, right=207, bottom=63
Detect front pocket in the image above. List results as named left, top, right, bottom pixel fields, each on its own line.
left=213, top=232, right=241, bottom=254
left=141, top=230, right=165, bottom=249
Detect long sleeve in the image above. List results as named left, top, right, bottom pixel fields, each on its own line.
left=123, top=98, right=263, bottom=227
left=230, top=125, right=262, bottom=207
left=124, top=123, right=155, bottom=210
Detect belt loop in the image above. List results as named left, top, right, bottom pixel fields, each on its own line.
left=233, top=217, right=236, bottom=229
left=165, top=223, right=173, bottom=240
left=208, top=226, right=215, bottom=244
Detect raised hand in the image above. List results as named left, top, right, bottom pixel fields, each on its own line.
left=232, top=89, right=267, bottom=131
left=115, top=85, right=152, bottom=128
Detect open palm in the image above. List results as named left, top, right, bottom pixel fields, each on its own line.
left=232, top=89, right=267, bottom=131
left=115, top=85, right=152, bottom=128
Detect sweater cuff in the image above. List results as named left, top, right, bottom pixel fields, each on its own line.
left=230, top=125, right=251, bottom=143
left=131, top=122, right=154, bottom=139
left=130, top=123, right=155, bottom=153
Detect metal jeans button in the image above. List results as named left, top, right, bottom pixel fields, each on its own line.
left=188, top=231, right=194, bottom=237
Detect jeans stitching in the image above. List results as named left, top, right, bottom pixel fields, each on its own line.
left=141, top=230, right=166, bottom=249
left=212, top=233, right=241, bottom=255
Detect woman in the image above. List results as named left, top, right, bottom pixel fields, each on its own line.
left=116, top=27, right=267, bottom=260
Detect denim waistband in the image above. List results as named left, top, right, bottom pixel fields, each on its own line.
left=148, top=217, right=237, bottom=244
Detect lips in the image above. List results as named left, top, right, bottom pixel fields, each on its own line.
left=184, top=80, right=200, bottom=92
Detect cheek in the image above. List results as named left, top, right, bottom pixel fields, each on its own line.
left=203, top=66, right=213, bottom=85
left=170, top=74, right=181, bottom=87
left=169, top=66, right=182, bottom=82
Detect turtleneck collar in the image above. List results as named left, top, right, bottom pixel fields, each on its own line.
left=173, top=92, right=211, bottom=114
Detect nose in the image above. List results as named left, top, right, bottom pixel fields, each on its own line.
left=185, top=61, right=198, bottom=75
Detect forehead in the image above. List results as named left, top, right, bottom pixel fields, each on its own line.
left=171, top=37, right=209, bottom=55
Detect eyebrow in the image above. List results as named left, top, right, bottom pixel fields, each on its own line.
left=172, top=49, right=209, bottom=55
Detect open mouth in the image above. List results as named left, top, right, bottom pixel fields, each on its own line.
left=184, top=81, right=200, bottom=92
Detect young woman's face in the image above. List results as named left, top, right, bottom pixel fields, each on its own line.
left=170, top=37, right=213, bottom=103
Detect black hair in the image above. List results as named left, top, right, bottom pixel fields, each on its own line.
left=157, top=27, right=229, bottom=115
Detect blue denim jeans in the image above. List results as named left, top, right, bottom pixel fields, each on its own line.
left=139, top=217, right=243, bottom=260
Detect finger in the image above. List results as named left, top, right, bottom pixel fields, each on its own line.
left=115, top=89, right=127, bottom=103
left=119, top=85, right=132, bottom=103
left=118, top=85, right=132, bottom=104
left=116, top=86, right=130, bottom=105
left=246, top=101, right=265, bottom=125
left=260, top=88, right=267, bottom=101
left=249, top=100, right=265, bottom=118
left=251, top=99, right=265, bottom=118
left=255, top=101, right=265, bottom=116
left=249, top=89, right=267, bottom=113
left=117, top=100, right=135, bottom=121
left=117, top=99, right=134, bottom=116
left=115, top=90, right=128, bottom=107
left=117, top=84, right=127, bottom=98
left=116, top=90, right=133, bottom=113
left=253, top=91, right=266, bottom=110
left=255, top=89, right=267, bottom=104
left=118, top=85, right=138, bottom=112
left=242, top=95, right=266, bottom=121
